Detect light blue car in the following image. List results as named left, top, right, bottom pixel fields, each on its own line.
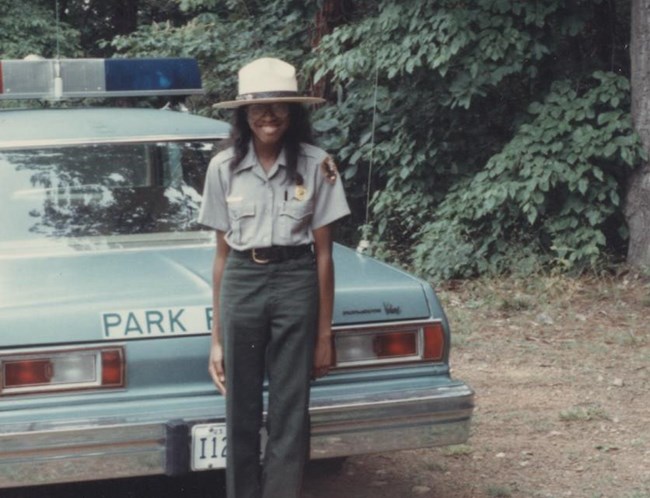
left=0, top=58, right=473, bottom=489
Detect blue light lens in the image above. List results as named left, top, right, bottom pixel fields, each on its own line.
left=105, top=58, right=201, bottom=93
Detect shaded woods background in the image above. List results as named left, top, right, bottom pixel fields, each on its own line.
left=2, top=0, right=648, bottom=280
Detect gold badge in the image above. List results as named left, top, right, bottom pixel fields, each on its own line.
left=293, top=173, right=306, bottom=201
left=320, top=156, right=338, bottom=184
left=295, top=185, right=307, bottom=201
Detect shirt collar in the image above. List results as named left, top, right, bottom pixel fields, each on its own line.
left=232, top=143, right=257, bottom=174
left=233, top=141, right=287, bottom=178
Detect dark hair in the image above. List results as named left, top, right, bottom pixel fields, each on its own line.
left=227, top=103, right=316, bottom=181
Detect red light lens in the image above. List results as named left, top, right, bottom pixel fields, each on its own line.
left=423, top=323, right=445, bottom=360
left=101, top=350, right=123, bottom=386
left=4, top=359, right=53, bottom=387
left=374, top=332, right=417, bottom=357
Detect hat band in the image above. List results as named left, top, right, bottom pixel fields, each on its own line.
left=235, top=91, right=300, bottom=101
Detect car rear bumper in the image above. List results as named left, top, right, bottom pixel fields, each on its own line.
left=0, top=382, right=474, bottom=488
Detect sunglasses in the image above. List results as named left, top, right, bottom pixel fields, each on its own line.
left=246, top=103, right=290, bottom=118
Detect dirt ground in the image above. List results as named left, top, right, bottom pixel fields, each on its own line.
left=6, top=273, right=649, bottom=498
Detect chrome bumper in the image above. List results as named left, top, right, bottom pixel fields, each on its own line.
left=0, top=382, right=473, bottom=488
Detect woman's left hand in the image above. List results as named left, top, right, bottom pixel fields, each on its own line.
left=312, top=333, right=332, bottom=379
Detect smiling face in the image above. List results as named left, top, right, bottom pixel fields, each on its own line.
left=246, top=103, right=290, bottom=148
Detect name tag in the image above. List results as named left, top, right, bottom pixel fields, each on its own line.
left=101, top=306, right=213, bottom=339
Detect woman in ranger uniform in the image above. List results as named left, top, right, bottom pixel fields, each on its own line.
left=198, top=57, right=350, bottom=498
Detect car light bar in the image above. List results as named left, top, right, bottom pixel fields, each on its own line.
left=0, top=58, right=203, bottom=100
left=333, top=320, right=445, bottom=368
left=0, top=346, right=125, bottom=396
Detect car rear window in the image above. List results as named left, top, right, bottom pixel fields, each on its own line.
left=0, top=140, right=219, bottom=246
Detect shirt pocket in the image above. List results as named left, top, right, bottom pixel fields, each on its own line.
left=279, top=202, right=314, bottom=242
left=228, top=202, right=256, bottom=245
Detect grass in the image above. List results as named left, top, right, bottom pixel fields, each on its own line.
left=497, top=294, right=535, bottom=313
left=442, top=444, right=473, bottom=457
left=438, top=272, right=648, bottom=345
left=486, top=484, right=513, bottom=497
left=559, top=404, right=611, bottom=422
left=606, top=328, right=647, bottom=347
left=630, top=438, right=647, bottom=449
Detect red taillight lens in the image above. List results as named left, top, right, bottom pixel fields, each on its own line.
left=101, top=349, right=124, bottom=386
left=423, top=323, right=445, bottom=361
left=374, top=332, right=417, bottom=357
left=4, top=359, right=53, bottom=387
left=1, top=347, right=125, bottom=396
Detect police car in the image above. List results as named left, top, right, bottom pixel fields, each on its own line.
left=0, top=58, right=474, bottom=488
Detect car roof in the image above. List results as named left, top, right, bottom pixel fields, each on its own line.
left=0, top=107, right=230, bottom=150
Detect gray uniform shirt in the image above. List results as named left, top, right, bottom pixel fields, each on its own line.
left=198, top=142, right=350, bottom=251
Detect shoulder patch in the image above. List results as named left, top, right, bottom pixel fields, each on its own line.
left=320, top=156, right=338, bottom=185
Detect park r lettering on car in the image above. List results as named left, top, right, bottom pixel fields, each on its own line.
left=101, top=306, right=213, bottom=339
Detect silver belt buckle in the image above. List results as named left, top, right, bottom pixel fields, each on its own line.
left=251, top=248, right=271, bottom=264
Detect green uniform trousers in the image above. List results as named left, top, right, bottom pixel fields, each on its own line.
left=220, top=250, right=318, bottom=498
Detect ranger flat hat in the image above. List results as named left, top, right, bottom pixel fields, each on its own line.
left=213, top=57, right=325, bottom=109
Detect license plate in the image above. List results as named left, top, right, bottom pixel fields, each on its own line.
left=190, top=423, right=267, bottom=471
left=191, top=423, right=227, bottom=471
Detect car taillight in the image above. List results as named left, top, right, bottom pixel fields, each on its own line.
left=0, top=347, right=125, bottom=396
left=333, top=320, right=445, bottom=368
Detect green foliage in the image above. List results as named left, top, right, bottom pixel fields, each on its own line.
left=0, top=0, right=81, bottom=58
left=308, top=0, right=638, bottom=278
left=311, top=0, right=541, bottom=253
left=413, top=72, right=644, bottom=279
left=108, top=1, right=318, bottom=116
left=311, top=0, right=567, bottom=107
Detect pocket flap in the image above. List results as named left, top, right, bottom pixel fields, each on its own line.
left=229, top=203, right=255, bottom=221
left=281, top=202, right=313, bottom=221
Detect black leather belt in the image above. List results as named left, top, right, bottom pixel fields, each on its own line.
left=234, top=244, right=313, bottom=264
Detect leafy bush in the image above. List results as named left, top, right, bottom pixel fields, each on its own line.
left=108, top=1, right=316, bottom=117
left=413, top=72, right=645, bottom=279
left=0, top=0, right=81, bottom=59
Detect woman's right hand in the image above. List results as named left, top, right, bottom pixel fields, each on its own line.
left=208, top=342, right=226, bottom=396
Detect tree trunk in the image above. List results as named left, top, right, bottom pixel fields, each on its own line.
left=626, top=0, right=650, bottom=267
left=113, top=0, right=139, bottom=36
left=310, top=0, right=348, bottom=100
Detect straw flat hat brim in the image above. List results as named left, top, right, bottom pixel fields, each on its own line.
left=213, top=96, right=325, bottom=109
